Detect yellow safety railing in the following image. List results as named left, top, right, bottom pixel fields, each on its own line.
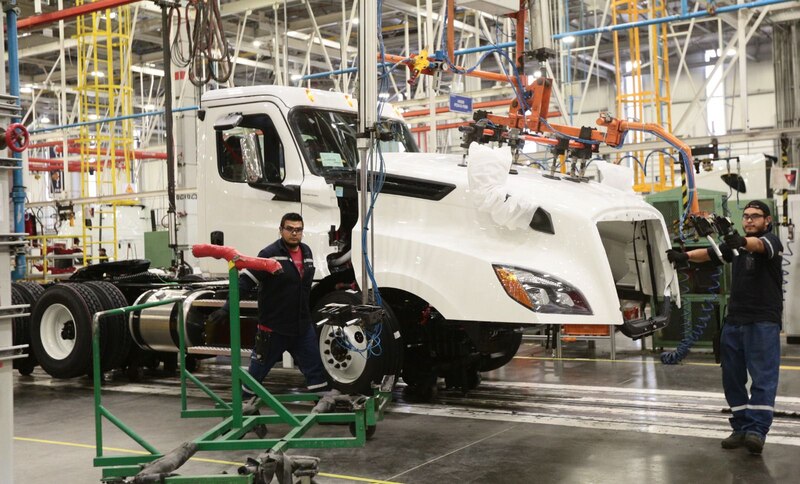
left=25, top=234, right=96, bottom=282
left=612, top=0, right=675, bottom=193
left=76, top=1, right=135, bottom=264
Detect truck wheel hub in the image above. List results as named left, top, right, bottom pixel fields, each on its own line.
left=319, top=324, right=369, bottom=384
left=40, top=303, right=77, bottom=360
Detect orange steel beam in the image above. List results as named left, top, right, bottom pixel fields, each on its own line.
left=597, top=116, right=698, bottom=213
left=18, top=0, right=140, bottom=30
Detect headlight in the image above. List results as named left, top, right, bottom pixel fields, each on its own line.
left=493, top=265, right=592, bottom=315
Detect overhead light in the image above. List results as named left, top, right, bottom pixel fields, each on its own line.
left=40, top=115, right=51, bottom=125
left=527, top=72, right=542, bottom=84
left=561, top=35, right=576, bottom=45
left=352, top=18, right=359, bottom=25
left=88, top=114, right=99, bottom=121
left=290, top=74, right=303, bottom=81
left=378, top=92, right=390, bottom=100
left=726, top=48, right=737, bottom=56
left=90, top=71, right=105, bottom=78
left=253, top=40, right=263, bottom=48
left=20, top=85, right=34, bottom=94
left=143, top=104, right=156, bottom=111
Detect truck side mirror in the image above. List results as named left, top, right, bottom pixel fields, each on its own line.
left=210, top=231, right=224, bottom=246
left=240, top=133, right=264, bottom=183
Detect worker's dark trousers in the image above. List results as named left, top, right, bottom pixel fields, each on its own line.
left=721, top=321, right=781, bottom=439
left=242, top=325, right=329, bottom=398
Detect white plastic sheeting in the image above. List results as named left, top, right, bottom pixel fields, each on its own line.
left=466, top=142, right=538, bottom=230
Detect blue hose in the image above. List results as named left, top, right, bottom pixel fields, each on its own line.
left=661, top=265, right=722, bottom=364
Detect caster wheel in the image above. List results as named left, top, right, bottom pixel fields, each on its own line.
left=348, top=422, right=376, bottom=440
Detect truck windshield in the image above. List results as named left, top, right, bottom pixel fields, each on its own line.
left=290, top=108, right=418, bottom=175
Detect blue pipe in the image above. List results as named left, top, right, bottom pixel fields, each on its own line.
left=301, top=63, right=394, bottom=81
left=681, top=0, right=688, bottom=15
left=29, top=106, right=199, bottom=135
left=7, top=5, right=25, bottom=281
left=451, top=40, right=518, bottom=56
left=299, top=41, right=520, bottom=81
left=552, top=0, right=792, bottom=39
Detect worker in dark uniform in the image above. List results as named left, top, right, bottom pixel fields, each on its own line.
left=667, top=200, right=783, bottom=455
left=210, top=212, right=329, bottom=397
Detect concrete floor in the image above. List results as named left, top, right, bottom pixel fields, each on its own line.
left=11, top=336, right=800, bottom=484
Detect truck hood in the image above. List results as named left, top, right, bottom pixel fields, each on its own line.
left=357, top=148, right=680, bottom=326
left=379, top=150, right=662, bottom=221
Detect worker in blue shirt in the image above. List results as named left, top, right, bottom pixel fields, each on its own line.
left=667, top=200, right=783, bottom=455
left=210, top=212, right=329, bottom=397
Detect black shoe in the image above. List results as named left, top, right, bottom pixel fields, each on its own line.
left=721, top=431, right=746, bottom=449
left=744, top=433, right=764, bottom=455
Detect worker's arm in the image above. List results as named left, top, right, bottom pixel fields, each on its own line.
left=724, top=233, right=767, bottom=254
left=666, top=247, right=710, bottom=265
left=686, top=248, right=712, bottom=263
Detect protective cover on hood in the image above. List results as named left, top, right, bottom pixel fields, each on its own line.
left=467, top=142, right=538, bottom=230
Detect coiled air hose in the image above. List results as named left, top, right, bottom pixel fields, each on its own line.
left=661, top=261, right=722, bottom=364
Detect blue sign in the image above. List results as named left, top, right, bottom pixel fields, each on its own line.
left=449, top=94, right=473, bottom=114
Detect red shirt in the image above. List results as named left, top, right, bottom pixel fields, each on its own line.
left=289, top=247, right=304, bottom=277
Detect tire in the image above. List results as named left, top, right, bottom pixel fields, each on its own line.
left=84, top=282, right=133, bottom=372
left=477, top=330, right=523, bottom=372
left=313, top=290, right=402, bottom=395
left=29, top=283, right=108, bottom=378
left=11, top=281, right=44, bottom=375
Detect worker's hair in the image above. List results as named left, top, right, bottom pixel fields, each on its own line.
left=280, top=212, right=303, bottom=228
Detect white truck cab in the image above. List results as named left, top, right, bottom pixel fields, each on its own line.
left=193, top=85, right=679, bottom=394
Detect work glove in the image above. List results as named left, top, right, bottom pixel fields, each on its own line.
left=665, top=249, right=689, bottom=265
left=723, top=232, right=747, bottom=250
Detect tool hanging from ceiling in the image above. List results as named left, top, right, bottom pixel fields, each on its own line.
left=168, top=0, right=233, bottom=87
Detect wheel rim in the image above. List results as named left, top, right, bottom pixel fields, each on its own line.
left=319, top=323, right=369, bottom=384
left=40, top=303, right=77, bottom=360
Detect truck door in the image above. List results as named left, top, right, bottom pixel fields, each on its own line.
left=202, top=104, right=303, bottom=271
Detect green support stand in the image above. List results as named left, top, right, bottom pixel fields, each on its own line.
left=91, top=254, right=392, bottom=482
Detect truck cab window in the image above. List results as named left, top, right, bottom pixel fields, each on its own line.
left=290, top=108, right=418, bottom=176
left=216, top=114, right=285, bottom=183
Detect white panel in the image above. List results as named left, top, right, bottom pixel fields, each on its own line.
left=780, top=195, right=800, bottom=340
left=457, top=0, right=519, bottom=16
